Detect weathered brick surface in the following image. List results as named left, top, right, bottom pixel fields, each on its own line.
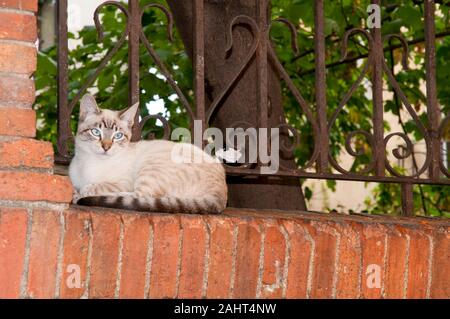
left=405, top=228, right=431, bottom=299
left=0, top=209, right=448, bottom=299
left=232, top=219, right=262, bottom=298
left=0, top=0, right=37, bottom=11
left=205, top=216, right=234, bottom=298
left=384, top=226, right=409, bottom=298
left=307, top=221, right=340, bottom=299
left=0, top=138, right=53, bottom=169
left=361, top=223, right=387, bottom=299
left=334, top=222, right=362, bottom=298
left=0, top=108, right=36, bottom=137
left=430, top=227, right=450, bottom=298
left=148, top=215, right=180, bottom=299
left=260, top=221, right=286, bottom=299
left=283, top=220, right=313, bottom=298
left=0, top=208, right=28, bottom=298
left=0, top=171, right=73, bottom=203
left=0, top=11, right=36, bottom=42
left=88, top=213, right=121, bottom=299
left=59, top=211, right=91, bottom=299
left=119, top=214, right=151, bottom=299
left=26, top=210, right=61, bottom=298
left=178, top=216, right=208, bottom=298
left=0, top=43, right=36, bottom=75
left=0, top=75, right=36, bottom=105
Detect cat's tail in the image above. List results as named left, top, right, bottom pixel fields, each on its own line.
left=76, top=194, right=226, bottom=215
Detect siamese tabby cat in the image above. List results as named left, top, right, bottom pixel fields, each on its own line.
left=69, top=94, right=227, bottom=214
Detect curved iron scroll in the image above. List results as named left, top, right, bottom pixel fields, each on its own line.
left=206, top=15, right=260, bottom=124
left=58, top=1, right=196, bottom=155
left=138, top=3, right=195, bottom=127
left=328, top=29, right=433, bottom=178
left=381, top=34, right=431, bottom=178
left=57, top=1, right=130, bottom=157
left=267, top=19, right=319, bottom=172
left=328, top=28, right=376, bottom=176
left=210, top=15, right=319, bottom=171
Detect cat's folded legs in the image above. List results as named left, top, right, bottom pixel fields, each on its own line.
left=78, top=181, right=132, bottom=199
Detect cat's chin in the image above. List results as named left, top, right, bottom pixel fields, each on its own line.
left=89, top=149, right=113, bottom=157
left=99, top=152, right=113, bottom=157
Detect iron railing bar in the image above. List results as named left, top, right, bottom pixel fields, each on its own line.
left=257, top=0, right=269, bottom=168
left=401, top=183, right=415, bottom=216
left=424, top=0, right=441, bottom=180
left=224, top=167, right=450, bottom=186
left=314, top=0, right=329, bottom=173
left=56, top=0, right=70, bottom=161
left=194, top=0, right=206, bottom=143
left=371, top=0, right=385, bottom=178
left=129, top=0, right=141, bottom=141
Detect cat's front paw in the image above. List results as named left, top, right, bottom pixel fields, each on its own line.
left=79, top=184, right=99, bottom=198
left=79, top=184, right=118, bottom=199
left=72, top=190, right=82, bottom=204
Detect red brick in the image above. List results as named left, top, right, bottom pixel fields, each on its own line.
left=283, top=220, right=312, bottom=298
left=405, top=228, right=431, bottom=299
left=260, top=221, right=286, bottom=299
left=0, top=138, right=53, bottom=169
left=119, top=215, right=151, bottom=299
left=361, top=223, right=387, bottom=299
left=178, top=216, right=207, bottom=298
left=0, top=12, right=36, bottom=42
left=335, top=222, right=362, bottom=299
left=384, top=226, right=409, bottom=298
left=0, top=171, right=72, bottom=203
left=0, top=208, right=28, bottom=298
left=59, top=211, right=91, bottom=299
left=0, top=108, right=36, bottom=137
left=0, top=0, right=37, bottom=11
left=148, top=215, right=180, bottom=299
left=306, top=221, right=339, bottom=299
left=206, top=216, right=234, bottom=298
left=89, top=213, right=121, bottom=299
left=233, top=219, right=261, bottom=298
left=0, top=43, right=36, bottom=75
left=26, top=210, right=61, bottom=298
left=0, top=206, right=449, bottom=300
left=430, top=227, right=450, bottom=298
left=0, top=75, right=36, bottom=105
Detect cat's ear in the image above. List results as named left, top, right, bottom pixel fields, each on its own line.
left=80, top=94, right=100, bottom=120
left=120, top=102, right=139, bottom=127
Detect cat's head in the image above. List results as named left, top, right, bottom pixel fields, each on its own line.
left=75, top=94, right=139, bottom=156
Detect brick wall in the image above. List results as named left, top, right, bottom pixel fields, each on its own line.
left=0, top=0, right=449, bottom=299
left=0, top=208, right=449, bottom=299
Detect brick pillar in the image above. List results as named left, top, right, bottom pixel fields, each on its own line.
left=0, top=0, right=72, bottom=298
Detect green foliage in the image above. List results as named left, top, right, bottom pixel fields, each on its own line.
left=35, top=0, right=450, bottom=216
left=365, top=183, right=450, bottom=218
left=36, top=0, right=192, bottom=147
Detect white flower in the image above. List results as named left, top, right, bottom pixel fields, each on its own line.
left=215, top=148, right=242, bottom=163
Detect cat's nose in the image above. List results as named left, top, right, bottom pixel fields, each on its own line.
left=101, top=140, right=112, bottom=152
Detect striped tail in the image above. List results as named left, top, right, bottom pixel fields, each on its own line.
left=77, top=194, right=226, bottom=215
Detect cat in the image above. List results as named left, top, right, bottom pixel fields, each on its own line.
left=69, top=94, right=228, bottom=214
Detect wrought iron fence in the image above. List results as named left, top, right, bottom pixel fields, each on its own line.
left=54, top=0, right=449, bottom=216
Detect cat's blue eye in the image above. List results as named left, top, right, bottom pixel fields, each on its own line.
left=114, top=132, right=124, bottom=140
left=90, top=128, right=101, bottom=137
